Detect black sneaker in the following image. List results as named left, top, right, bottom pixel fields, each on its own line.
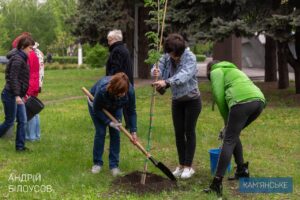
left=228, top=162, right=249, bottom=181
left=16, top=147, right=30, bottom=152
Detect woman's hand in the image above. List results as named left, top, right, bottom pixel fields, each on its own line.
left=109, top=121, right=122, bottom=131
left=152, top=80, right=167, bottom=89
left=131, top=132, right=138, bottom=145
left=16, top=96, right=23, bottom=104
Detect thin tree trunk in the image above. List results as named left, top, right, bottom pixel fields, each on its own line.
left=264, top=36, right=277, bottom=82
left=277, top=41, right=289, bottom=89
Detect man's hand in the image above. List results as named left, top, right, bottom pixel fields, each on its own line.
left=131, top=132, right=138, bottom=145
left=109, top=121, right=122, bottom=131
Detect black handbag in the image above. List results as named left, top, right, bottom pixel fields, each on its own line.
left=25, top=96, right=45, bottom=121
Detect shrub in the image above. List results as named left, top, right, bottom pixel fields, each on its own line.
left=52, top=56, right=85, bottom=64
left=196, top=54, right=206, bottom=62
left=85, top=44, right=108, bottom=68
left=192, top=42, right=213, bottom=56
left=44, top=62, right=89, bottom=70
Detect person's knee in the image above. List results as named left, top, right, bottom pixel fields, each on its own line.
left=223, top=137, right=239, bottom=146
left=95, top=128, right=106, bottom=137
left=110, top=131, right=120, bottom=140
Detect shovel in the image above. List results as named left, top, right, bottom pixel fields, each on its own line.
left=81, top=87, right=176, bottom=182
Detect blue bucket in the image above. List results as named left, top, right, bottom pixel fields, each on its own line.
left=209, top=148, right=231, bottom=175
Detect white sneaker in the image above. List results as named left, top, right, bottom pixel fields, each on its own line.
left=91, top=165, right=102, bottom=174
left=172, top=167, right=184, bottom=177
left=180, top=168, right=195, bottom=179
left=111, top=168, right=122, bottom=177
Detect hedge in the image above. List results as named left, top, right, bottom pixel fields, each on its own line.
left=44, top=63, right=89, bottom=70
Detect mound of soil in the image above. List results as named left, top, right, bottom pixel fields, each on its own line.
left=112, top=171, right=177, bottom=194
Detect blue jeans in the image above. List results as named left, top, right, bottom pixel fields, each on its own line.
left=25, top=114, right=40, bottom=141
left=0, top=89, right=16, bottom=135
left=88, top=104, right=122, bottom=169
left=0, top=89, right=27, bottom=149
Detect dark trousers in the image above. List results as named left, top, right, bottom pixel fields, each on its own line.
left=216, top=100, right=264, bottom=177
left=172, top=97, right=202, bottom=166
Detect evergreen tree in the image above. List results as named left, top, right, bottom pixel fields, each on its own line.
left=169, top=0, right=300, bottom=93
left=71, top=0, right=133, bottom=44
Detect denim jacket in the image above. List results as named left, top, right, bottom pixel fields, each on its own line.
left=151, top=48, right=199, bottom=99
left=90, top=76, right=137, bottom=132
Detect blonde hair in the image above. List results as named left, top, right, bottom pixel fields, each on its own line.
left=107, top=29, right=123, bottom=41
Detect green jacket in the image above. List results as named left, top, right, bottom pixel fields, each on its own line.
left=210, top=61, right=266, bottom=123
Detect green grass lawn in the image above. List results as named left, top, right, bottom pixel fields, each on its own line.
left=0, top=69, right=299, bottom=200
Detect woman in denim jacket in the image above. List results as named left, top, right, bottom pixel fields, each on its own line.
left=87, top=72, right=138, bottom=177
left=151, top=33, right=202, bottom=179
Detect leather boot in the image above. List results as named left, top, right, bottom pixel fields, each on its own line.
left=203, top=176, right=223, bottom=197
left=228, top=162, right=250, bottom=181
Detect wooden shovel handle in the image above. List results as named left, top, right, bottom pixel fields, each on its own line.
left=81, top=87, right=150, bottom=158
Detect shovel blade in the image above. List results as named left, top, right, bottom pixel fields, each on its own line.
left=149, top=156, right=176, bottom=181
left=157, top=162, right=177, bottom=181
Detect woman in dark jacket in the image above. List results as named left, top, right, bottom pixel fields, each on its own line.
left=0, top=36, right=34, bottom=151
left=88, top=72, right=138, bottom=177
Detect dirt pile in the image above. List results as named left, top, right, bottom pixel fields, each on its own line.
left=112, top=171, right=177, bottom=194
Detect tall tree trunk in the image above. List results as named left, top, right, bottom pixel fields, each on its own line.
left=286, top=28, right=300, bottom=94
left=264, top=36, right=277, bottom=82
left=295, top=28, right=300, bottom=94
left=295, top=67, right=300, bottom=94
left=123, top=1, right=134, bottom=57
left=138, top=6, right=150, bottom=79
left=277, top=41, right=289, bottom=89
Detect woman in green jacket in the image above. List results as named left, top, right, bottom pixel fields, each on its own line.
left=204, top=60, right=266, bottom=196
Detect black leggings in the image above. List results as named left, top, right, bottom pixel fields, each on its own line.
left=172, top=97, right=202, bottom=166
left=216, top=100, right=264, bottom=177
